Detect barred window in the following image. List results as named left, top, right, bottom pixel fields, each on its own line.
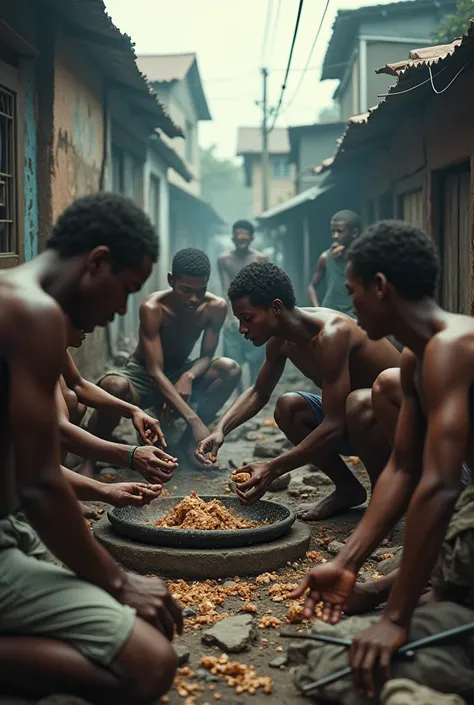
left=0, top=84, right=17, bottom=261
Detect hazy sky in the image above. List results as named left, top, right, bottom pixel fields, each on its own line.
left=104, top=0, right=394, bottom=160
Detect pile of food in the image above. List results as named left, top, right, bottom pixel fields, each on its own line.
left=154, top=491, right=268, bottom=531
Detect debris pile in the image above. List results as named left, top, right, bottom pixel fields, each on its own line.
left=200, top=654, right=272, bottom=696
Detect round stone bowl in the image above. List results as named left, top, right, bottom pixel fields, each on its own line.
left=108, top=495, right=296, bottom=549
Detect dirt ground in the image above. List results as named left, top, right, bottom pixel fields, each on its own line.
left=83, top=363, right=404, bottom=705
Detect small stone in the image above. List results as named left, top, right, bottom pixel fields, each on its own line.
left=223, top=580, right=236, bottom=588
left=327, top=540, right=345, bottom=556
left=288, top=487, right=301, bottom=497
left=174, top=645, right=190, bottom=665
left=302, top=472, right=334, bottom=488
left=269, top=655, right=288, bottom=669
left=268, top=474, right=291, bottom=492
left=379, top=548, right=403, bottom=575
left=228, top=459, right=238, bottom=469
left=195, top=668, right=219, bottom=683
left=253, top=440, right=287, bottom=459
left=300, top=493, right=309, bottom=500
left=202, top=614, right=257, bottom=653
left=183, top=607, right=197, bottom=618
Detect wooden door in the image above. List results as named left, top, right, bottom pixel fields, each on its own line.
left=441, top=167, right=471, bottom=314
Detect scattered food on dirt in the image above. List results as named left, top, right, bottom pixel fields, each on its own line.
left=258, top=615, right=281, bottom=629
left=267, top=583, right=298, bottom=603
left=154, top=491, right=269, bottom=530
left=287, top=601, right=304, bottom=624
left=240, top=602, right=258, bottom=614
left=100, top=473, right=116, bottom=483
left=200, top=653, right=272, bottom=696
left=255, top=572, right=279, bottom=585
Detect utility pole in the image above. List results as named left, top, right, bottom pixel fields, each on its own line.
left=261, top=67, right=269, bottom=213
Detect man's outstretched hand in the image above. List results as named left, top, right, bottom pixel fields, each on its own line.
left=195, top=430, right=224, bottom=466
left=232, top=461, right=275, bottom=504
left=131, top=408, right=166, bottom=447
left=291, top=561, right=357, bottom=622
left=350, top=617, right=407, bottom=697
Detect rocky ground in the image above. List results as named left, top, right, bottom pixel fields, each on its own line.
left=3, top=364, right=405, bottom=705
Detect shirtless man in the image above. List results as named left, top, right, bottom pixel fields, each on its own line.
left=196, top=261, right=400, bottom=520
left=218, top=220, right=267, bottom=393
left=59, top=323, right=178, bottom=483
left=308, top=210, right=360, bottom=316
left=89, top=248, right=241, bottom=466
left=293, top=221, right=474, bottom=699
left=0, top=192, right=181, bottom=701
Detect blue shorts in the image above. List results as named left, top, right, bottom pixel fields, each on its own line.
left=297, top=392, right=355, bottom=457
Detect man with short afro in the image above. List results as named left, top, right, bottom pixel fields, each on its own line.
left=292, top=220, right=474, bottom=700
left=90, top=247, right=241, bottom=467
left=197, top=260, right=400, bottom=521
left=218, top=219, right=268, bottom=393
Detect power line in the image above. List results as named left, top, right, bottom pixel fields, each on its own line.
left=267, top=0, right=282, bottom=63
left=281, top=0, right=331, bottom=115
left=269, top=0, right=305, bottom=131
left=260, top=0, right=274, bottom=65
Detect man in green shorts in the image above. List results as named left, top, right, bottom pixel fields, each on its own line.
left=0, top=193, right=182, bottom=702
left=89, top=248, right=241, bottom=466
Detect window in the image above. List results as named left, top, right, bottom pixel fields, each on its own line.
left=397, top=189, right=424, bottom=229
left=0, top=60, right=23, bottom=268
left=148, top=174, right=160, bottom=233
left=271, top=156, right=290, bottom=179
left=111, top=145, right=143, bottom=205
left=185, top=120, right=194, bottom=164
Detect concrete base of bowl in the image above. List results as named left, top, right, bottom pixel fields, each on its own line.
left=94, top=516, right=311, bottom=579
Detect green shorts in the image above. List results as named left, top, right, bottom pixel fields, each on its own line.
left=0, top=515, right=136, bottom=667
left=98, top=355, right=198, bottom=413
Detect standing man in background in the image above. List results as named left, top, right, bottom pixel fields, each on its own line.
left=218, top=220, right=268, bottom=393
left=307, top=210, right=361, bottom=316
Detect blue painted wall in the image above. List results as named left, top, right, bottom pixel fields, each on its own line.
left=23, top=61, right=38, bottom=261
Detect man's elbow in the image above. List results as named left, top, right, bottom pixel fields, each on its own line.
left=416, top=476, right=460, bottom=514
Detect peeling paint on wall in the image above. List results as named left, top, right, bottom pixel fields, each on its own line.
left=23, top=61, right=38, bottom=261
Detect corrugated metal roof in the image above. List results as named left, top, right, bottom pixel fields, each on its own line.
left=321, top=0, right=456, bottom=81
left=236, top=127, right=290, bottom=155
left=259, top=183, right=333, bottom=221
left=43, top=0, right=182, bottom=138
left=137, top=54, right=196, bottom=83
left=317, top=20, right=474, bottom=174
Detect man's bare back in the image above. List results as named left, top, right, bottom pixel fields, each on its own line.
left=133, top=288, right=226, bottom=368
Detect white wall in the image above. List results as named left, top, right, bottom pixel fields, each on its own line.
left=144, top=146, right=171, bottom=294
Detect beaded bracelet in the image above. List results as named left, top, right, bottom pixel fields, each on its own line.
left=128, top=445, right=139, bottom=469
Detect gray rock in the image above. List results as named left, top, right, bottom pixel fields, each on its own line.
left=183, top=606, right=197, bottom=618
left=195, top=668, right=219, bottom=683
left=254, top=440, right=287, bottom=459
left=372, top=546, right=403, bottom=562
left=269, top=655, right=288, bottom=668
left=202, top=614, right=257, bottom=653
left=379, top=547, right=403, bottom=575
left=288, top=486, right=302, bottom=497
left=327, top=540, right=345, bottom=556
left=268, top=474, right=291, bottom=492
left=302, top=472, right=334, bottom=488
left=175, top=644, right=190, bottom=665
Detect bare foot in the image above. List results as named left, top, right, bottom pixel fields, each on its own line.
left=296, top=488, right=367, bottom=521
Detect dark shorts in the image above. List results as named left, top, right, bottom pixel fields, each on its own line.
left=296, top=391, right=355, bottom=457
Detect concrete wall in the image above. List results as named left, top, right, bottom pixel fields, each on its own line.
left=366, top=41, right=424, bottom=110
left=251, top=158, right=295, bottom=217
left=295, top=126, right=345, bottom=194
left=52, top=32, right=107, bottom=380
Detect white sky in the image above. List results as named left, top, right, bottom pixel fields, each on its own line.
left=104, top=0, right=394, bottom=160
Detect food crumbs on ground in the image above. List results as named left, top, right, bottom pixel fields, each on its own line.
left=258, top=616, right=281, bottom=629
left=255, top=572, right=279, bottom=585
left=100, top=473, right=116, bottom=483
left=378, top=553, right=394, bottom=561
left=155, top=491, right=268, bottom=530
left=267, top=583, right=298, bottom=602
left=287, top=601, right=304, bottom=624
left=276, top=646, right=283, bottom=652
left=160, top=488, right=171, bottom=498
left=213, top=694, right=221, bottom=701
left=240, top=602, right=258, bottom=614
left=200, top=655, right=272, bottom=696
left=232, top=472, right=251, bottom=484
left=305, top=551, right=326, bottom=563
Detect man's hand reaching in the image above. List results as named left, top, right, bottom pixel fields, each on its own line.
left=103, top=482, right=162, bottom=508
left=118, top=573, right=183, bottom=641
left=291, top=561, right=357, bottom=622
left=232, top=461, right=275, bottom=504
left=195, top=430, right=224, bottom=466
left=132, top=446, right=178, bottom=484
left=130, top=408, right=166, bottom=447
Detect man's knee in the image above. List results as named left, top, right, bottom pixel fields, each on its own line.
left=346, top=389, right=373, bottom=434
left=274, top=392, right=304, bottom=431
left=100, top=375, right=138, bottom=405
left=372, top=368, right=401, bottom=411
left=116, top=623, right=177, bottom=704
left=213, top=357, right=242, bottom=382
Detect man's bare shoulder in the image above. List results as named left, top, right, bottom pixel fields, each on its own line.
left=425, top=314, right=474, bottom=377
left=140, top=289, right=170, bottom=314
left=304, top=307, right=355, bottom=336
left=204, top=292, right=228, bottom=315
left=250, top=249, right=268, bottom=261
left=218, top=250, right=233, bottom=264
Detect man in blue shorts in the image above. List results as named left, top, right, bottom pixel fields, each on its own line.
left=196, top=261, right=400, bottom=521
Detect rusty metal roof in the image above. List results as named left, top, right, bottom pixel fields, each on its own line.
left=43, top=0, right=182, bottom=138
left=322, top=0, right=457, bottom=81
left=236, top=127, right=290, bottom=155
left=317, top=20, right=474, bottom=174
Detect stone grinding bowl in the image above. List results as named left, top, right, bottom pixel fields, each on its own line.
left=107, top=495, right=296, bottom=549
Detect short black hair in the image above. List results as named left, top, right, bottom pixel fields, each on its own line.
left=232, top=219, right=255, bottom=237
left=171, top=248, right=211, bottom=279
left=47, top=192, right=158, bottom=270
left=348, top=220, right=440, bottom=300
left=331, top=210, right=361, bottom=233
left=228, top=261, right=296, bottom=309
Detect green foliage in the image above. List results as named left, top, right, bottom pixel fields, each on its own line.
left=200, top=145, right=252, bottom=226
left=433, top=0, right=474, bottom=43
